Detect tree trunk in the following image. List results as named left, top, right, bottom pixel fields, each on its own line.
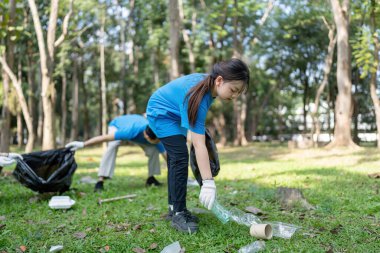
left=369, top=0, right=380, bottom=148
left=169, top=0, right=180, bottom=79
left=311, top=17, right=336, bottom=146
left=117, top=0, right=134, bottom=114
left=100, top=12, right=107, bottom=150
left=60, top=70, right=67, bottom=144
left=70, top=58, right=79, bottom=141
left=0, top=57, right=35, bottom=152
left=0, top=0, right=16, bottom=152
left=327, top=0, right=357, bottom=148
left=80, top=57, right=90, bottom=140
left=178, top=0, right=195, bottom=72
left=27, top=39, right=38, bottom=146
left=28, top=0, right=73, bottom=150
left=213, top=113, right=227, bottom=147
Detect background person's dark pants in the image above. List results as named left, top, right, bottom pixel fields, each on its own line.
left=160, top=135, right=189, bottom=213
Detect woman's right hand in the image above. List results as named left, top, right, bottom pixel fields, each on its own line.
left=65, top=141, right=84, bottom=151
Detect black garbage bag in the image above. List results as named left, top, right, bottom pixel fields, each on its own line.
left=13, top=148, right=77, bottom=193
left=190, top=129, right=220, bottom=186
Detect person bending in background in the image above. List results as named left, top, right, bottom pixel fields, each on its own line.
left=146, top=58, right=250, bottom=233
left=65, top=114, right=167, bottom=191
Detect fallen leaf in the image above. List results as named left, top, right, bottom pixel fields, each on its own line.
left=0, top=224, right=6, bottom=230
left=85, top=227, right=92, bottom=232
left=78, top=192, right=86, bottom=197
left=19, top=246, right=27, bottom=252
left=104, top=245, right=110, bottom=251
left=133, top=224, right=142, bottom=230
left=244, top=206, right=265, bottom=215
left=368, top=173, right=380, bottom=179
left=148, top=243, right=158, bottom=250
left=0, top=216, right=5, bottom=221
left=132, top=247, right=145, bottom=253
left=298, top=213, right=306, bottom=220
left=325, top=246, right=334, bottom=253
left=73, top=232, right=86, bottom=239
left=330, top=225, right=343, bottom=235
left=87, top=157, right=95, bottom=162
left=146, top=205, right=156, bottom=211
left=28, top=196, right=39, bottom=204
left=149, top=228, right=156, bottom=233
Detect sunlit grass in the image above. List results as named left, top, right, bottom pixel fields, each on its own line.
left=1, top=143, right=379, bottom=252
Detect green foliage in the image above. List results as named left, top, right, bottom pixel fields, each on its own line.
left=351, top=28, right=377, bottom=78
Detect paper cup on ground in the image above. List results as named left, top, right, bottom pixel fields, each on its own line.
left=250, top=224, right=273, bottom=240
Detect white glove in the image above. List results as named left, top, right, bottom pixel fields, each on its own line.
left=199, top=179, right=216, bottom=210
left=8, top=153, right=23, bottom=160
left=65, top=141, right=84, bottom=151
left=0, top=156, right=17, bottom=167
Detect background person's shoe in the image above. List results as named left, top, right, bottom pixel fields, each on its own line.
left=166, top=208, right=199, bottom=223
left=146, top=176, right=162, bottom=186
left=171, top=211, right=198, bottom=234
left=94, top=181, right=104, bottom=192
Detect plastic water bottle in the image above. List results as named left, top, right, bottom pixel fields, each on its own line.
left=211, top=200, right=230, bottom=224
left=238, top=241, right=266, bottom=253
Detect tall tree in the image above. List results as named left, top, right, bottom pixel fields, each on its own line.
left=311, top=16, right=336, bottom=146
left=99, top=7, right=107, bottom=150
left=328, top=0, right=357, bottom=148
left=368, top=0, right=380, bottom=148
left=0, top=56, right=35, bottom=152
left=27, top=0, right=73, bottom=150
left=169, top=0, right=180, bottom=79
left=0, top=0, right=16, bottom=152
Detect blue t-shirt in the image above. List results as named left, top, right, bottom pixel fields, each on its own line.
left=109, top=114, right=165, bottom=153
left=146, top=73, right=214, bottom=138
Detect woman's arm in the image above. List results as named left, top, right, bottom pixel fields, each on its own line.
left=191, top=131, right=212, bottom=180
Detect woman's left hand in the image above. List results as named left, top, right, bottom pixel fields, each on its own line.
left=199, top=179, right=216, bottom=210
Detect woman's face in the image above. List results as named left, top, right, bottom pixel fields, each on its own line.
left=213, top=76, right=245, bottom=101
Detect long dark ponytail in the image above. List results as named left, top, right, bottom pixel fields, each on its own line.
left=186, top=58, right=250, bottom=126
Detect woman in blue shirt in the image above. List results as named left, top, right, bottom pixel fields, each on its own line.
left=146, top=59, right=250, bottom=233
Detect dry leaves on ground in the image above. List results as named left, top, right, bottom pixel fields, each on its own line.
left=73, top=232, right=86, bottom=239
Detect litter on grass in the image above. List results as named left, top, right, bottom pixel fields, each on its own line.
left=238, top=241, right=265, bottom=253
left=160, top=241, right=182, bottom=253
left=79, top=176, right=97, bottom=184
left=49, top=245, right=64, bottom=252
left=211, top=199, right=300, bottom=239
left=48, top=196, right=75, bottom=209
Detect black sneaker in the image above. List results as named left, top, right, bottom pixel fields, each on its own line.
left=94, top=181, right=104, bottom=192
left=171, top=211, right=198, bottom=234
left=166, top=208, right=199, bottom=223
left=146, top=176, right=162, bottom=187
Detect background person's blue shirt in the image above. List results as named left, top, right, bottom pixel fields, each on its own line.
left=147, top=73, right=214, bottom=138
left=109, top=114, right=165, bottom=153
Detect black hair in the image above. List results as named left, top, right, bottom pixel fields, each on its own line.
left=186, top=58, right=250, bottom=126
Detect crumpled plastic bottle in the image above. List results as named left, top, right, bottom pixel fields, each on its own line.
left=238, top=241, right=266, bottom=253
left=211, top=199, right=230, bottom=224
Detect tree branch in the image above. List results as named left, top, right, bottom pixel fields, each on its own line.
left=54, top=0, right=74, bottom=48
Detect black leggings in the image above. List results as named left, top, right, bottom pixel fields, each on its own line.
left=160, top=135, right=189, bottom=213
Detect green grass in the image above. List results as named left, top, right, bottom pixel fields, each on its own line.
left=1, top=144, right=380, bottom=252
